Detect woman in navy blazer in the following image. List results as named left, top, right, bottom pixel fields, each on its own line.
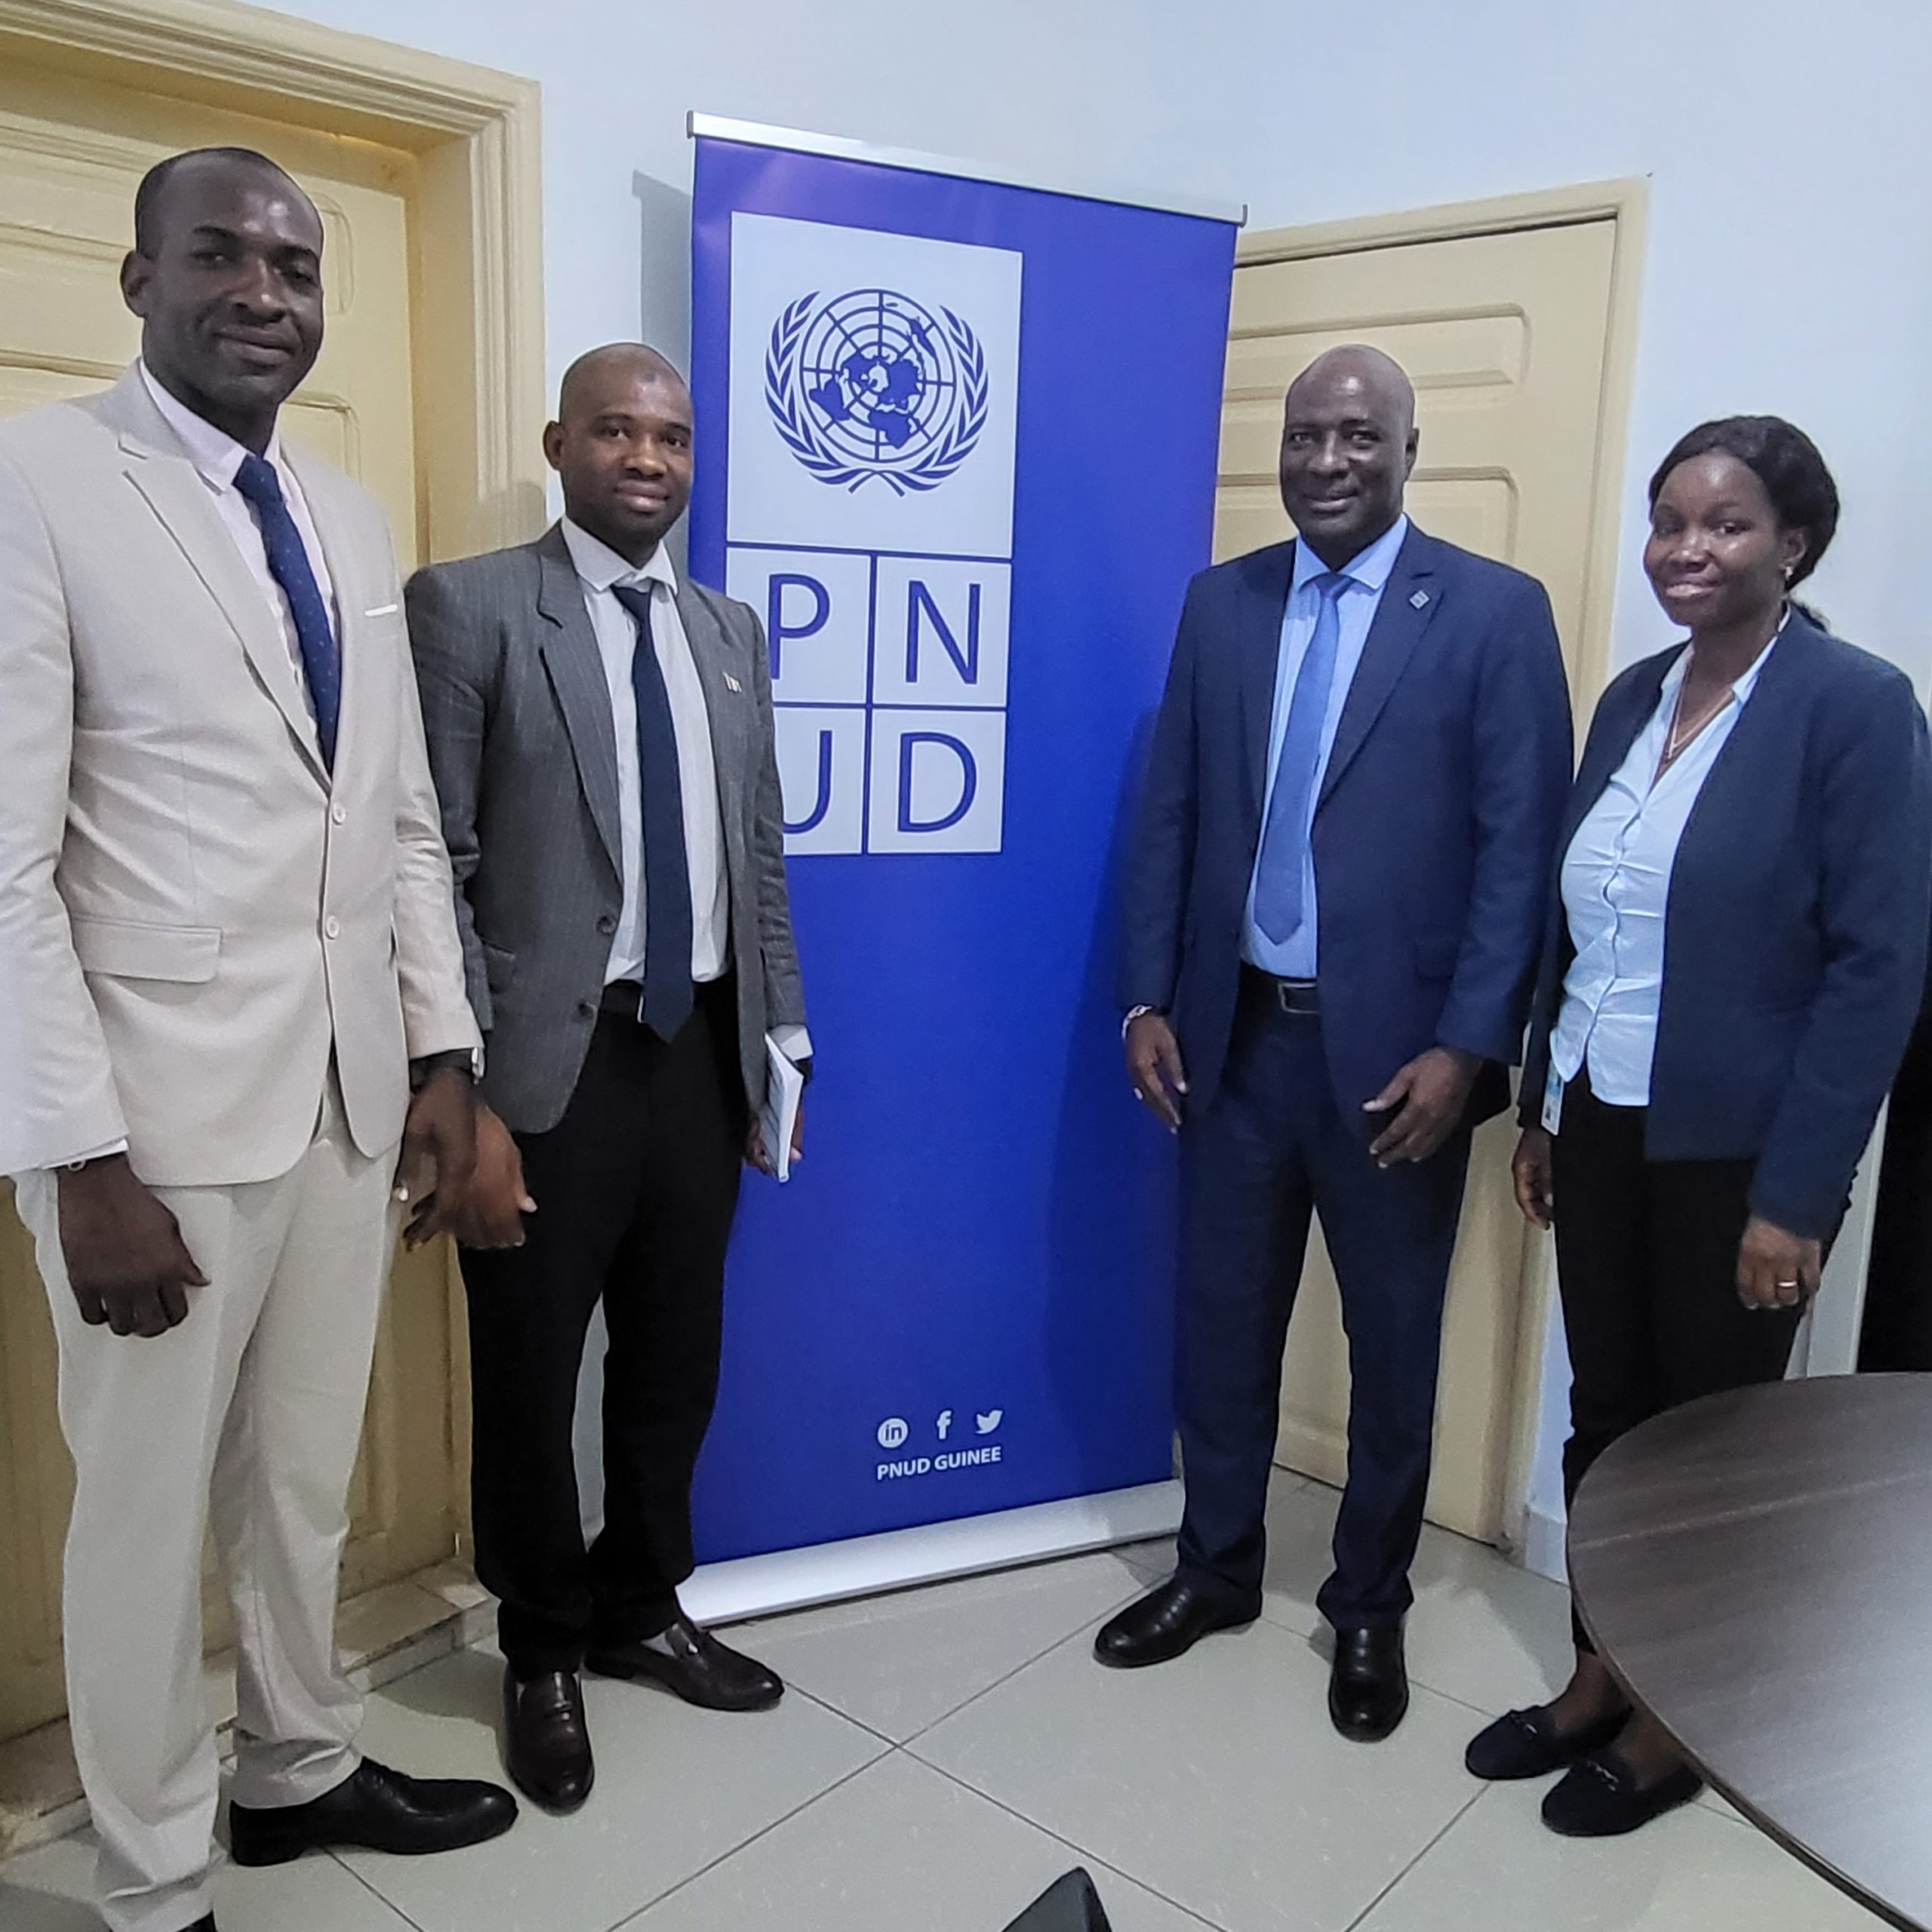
left=1465, top=417, right=1932, bottom=1835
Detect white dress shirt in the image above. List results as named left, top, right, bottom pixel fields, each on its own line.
left=138, top=360, right=338, bottom=711
left=560, top=518, right=730, bottom=988
left=1549, top=627, right=1781, bottom=1108
left=1242, top=514, right=1410, bottom=977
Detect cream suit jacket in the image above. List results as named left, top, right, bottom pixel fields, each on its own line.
left=0, top=366, right=478, bottom=1186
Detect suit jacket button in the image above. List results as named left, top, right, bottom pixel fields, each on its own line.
left=577, top=998, right=595, bottom=1017
left=596, top=915, right=617, bottom=935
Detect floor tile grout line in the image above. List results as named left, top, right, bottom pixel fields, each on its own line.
left=597, top=1747, right=896, bottom=1932
left=894, top=1582, right=1156, bottom=1752
left=789, top=1679, right=903, bottom=1750
left=1397, top=1677, right=1518, bottom=1724
left=908, top=1752, right=1231, bottom=1932
left=764, top=1567, right=1158, bottom=1756
left=896, top=1603, right=1509, bottom=1932
left=1243, top=1603, right=1558, bottom=1727
left=326, top=1846, right=434, bottom=1930
left=1338, top=1783, right=1492, bottom=1932
left=337, top=1535, right=1544, bottom=1932
left=333, top=1568, right=1151, bottom=1930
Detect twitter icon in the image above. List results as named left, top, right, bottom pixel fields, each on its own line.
left=975, top=1409, right=1003, bottom=1436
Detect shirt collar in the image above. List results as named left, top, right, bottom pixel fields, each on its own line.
left=1291, top=512, right=1410, bottom=598
left=1658, top=611, right=1788, bottom=707
left=561, top=517, right=678, bottom=596
left=137, top=359, right=286, bottom=492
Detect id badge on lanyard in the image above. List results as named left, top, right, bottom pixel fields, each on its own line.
left=1540, top=1060, right=1564, bottom=1135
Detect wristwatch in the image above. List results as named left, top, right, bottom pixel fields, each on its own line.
left=1121, top=1004, right=1162, bottom=1041
left=410, top=1047, right=483, bottom=1091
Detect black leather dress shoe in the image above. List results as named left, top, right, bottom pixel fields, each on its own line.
left=227, top=1758, right=518, bottom=1866
left=503, top=1666, right=595, bottom=1814
left=1465, top=1702, right=1629, bottom=1780
left=1541, top=1748, right=1703, bottom=1836
left=1328, top=1625, right=1408, bottom=1741
left=1093, top=1577, right=1260, bottom=1669
left=587, top=1618, right=784, bottom=1712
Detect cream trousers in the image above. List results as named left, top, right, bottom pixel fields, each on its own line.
left=16, top=1078, right=398, bottom=1932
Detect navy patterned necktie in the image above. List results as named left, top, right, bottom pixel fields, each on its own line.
left=611, top=583, right=694, bottom=1041
left=232, top=451, right=340, bottom=769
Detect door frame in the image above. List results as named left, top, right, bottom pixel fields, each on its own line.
left=1238, top=177, right=1647, bottom=712
left=0, top=0, right=549, bottom=562
left=0, top=0, right=547, bottom=1624
left=1236, top=179, right=1647, bottom=1552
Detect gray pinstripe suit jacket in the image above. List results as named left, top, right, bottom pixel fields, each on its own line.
left=405, top=523, right=806, bottom=1134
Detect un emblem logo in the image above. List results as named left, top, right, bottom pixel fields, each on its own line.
left=765, top=288, right=989, bottom=496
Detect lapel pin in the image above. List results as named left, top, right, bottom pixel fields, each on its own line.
left=1410, top=589, right=1430, bottom=610
left=724, top=672, right=743, bottom=693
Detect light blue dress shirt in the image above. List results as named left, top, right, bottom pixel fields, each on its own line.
left=1242, top=515, right=1410, bottom=977
left=1549, top=628, right=1780, bottom=1110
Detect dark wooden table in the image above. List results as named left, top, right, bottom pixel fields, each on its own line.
left=1569, top=1372, right=1932, bottom=1931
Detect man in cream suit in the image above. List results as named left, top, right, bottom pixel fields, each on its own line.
left=408, top=343, right=808, bottom=1814
left=0, top=148, right=515, bottom=1932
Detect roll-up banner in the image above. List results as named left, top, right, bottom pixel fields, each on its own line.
left=682, top=115, right=1241, bottom=1620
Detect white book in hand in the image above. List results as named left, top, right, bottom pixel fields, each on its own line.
left=761, top=1033, right=806, bottom=1183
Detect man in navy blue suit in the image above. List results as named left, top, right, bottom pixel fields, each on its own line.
left=1098, top=347, right=1572, bottom=1741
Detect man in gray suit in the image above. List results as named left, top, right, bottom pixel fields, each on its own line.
left=406, top=343, right=808, bottom=1816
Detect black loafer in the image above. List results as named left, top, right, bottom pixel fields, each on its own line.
left=227, top=1758, right=517, bottom=1866
left=1465, top=1703, right=1629, bottom=1780
left=1541, top=1748, right=1703, bottom=1837
left=587, top=1619, right=784, bottom=1712
left=503, top=1666, right=595, bottom=1814
left=1093, top=1577, right=1260, bottom=1669
left=1328, top=1625, right=1408, bottom=1742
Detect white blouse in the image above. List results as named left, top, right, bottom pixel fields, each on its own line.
left=1548, top=629, right=1780, bottom=1109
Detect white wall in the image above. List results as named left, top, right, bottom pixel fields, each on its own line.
left=257, top=0, right=1931, bottom=1545
left=260, top=0, right=1932, bottom=695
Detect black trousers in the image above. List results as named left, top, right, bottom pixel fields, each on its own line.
left=461, top=977, right=746, bottom=1678
left=1552, top=1070, right=1801, bottom=1650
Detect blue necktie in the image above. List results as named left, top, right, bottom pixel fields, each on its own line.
left=612, top=583, right=694, bottom=1041
left=232, top=452, right=340, bottom=770
left=1254, top=571, right=1349, bottom=944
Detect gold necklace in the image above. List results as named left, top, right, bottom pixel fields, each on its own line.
left=1658, top=681, right=1734, bottom=773
left=1659, top=613, right=1787, bottom=775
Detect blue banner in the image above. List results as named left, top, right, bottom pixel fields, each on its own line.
left=688, top=126, right=1237, bottom=1569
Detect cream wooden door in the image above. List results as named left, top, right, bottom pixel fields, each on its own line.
left=0, top=63, right=460, bottom=1742
left=1216, top=215, right=1626, bottom=1543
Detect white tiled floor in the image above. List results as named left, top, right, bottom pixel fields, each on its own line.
left=0, top=1474, right=1888, bottom=1932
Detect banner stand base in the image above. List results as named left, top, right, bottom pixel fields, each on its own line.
left=682, top=1480, right=1183, bottom=1628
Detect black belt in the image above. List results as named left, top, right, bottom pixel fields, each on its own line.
left=601, top=980, right=647, bottom=1019
left=1240, top=964, right=1321, bottom=1016
left=599, top=974, right=735, bottom=1021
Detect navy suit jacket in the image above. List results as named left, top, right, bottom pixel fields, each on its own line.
left=1120, top=525, right=1574, bottom=1129
left=1521, top=609, right=1932, bottom=1239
